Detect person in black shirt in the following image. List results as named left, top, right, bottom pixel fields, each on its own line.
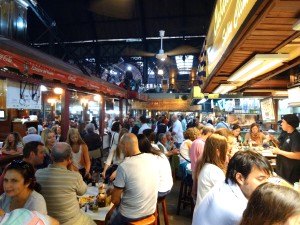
left=272, top=114, right=300, bottom=184
left=83, top=123, right=102, bottom=159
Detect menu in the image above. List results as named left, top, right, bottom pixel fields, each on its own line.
left=260, top=98, right=275, bottom=123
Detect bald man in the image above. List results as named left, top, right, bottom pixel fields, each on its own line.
left=36, top=142, right=96, bottom=225
left=108, top=133, right=159, bottom=225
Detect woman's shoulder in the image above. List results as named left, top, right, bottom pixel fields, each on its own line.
left=30, top=190, right=45, bottom=201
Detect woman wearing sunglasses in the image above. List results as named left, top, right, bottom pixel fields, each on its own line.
left=0, top=160, right=47, bottom=216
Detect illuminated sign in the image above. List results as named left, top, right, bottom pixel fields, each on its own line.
left=206, top=0, right=257, bottom=76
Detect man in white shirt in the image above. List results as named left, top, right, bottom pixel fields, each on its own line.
left=192, top=150, right=273, bottom=225
left=107, top=133, right=159, bottom=225
left=171, top=115, right=184, bottom=147
left=138, top=115, right=150, bottom=134
left=23, top=127, right=41, bottom=144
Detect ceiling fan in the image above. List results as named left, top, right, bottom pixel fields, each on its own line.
left=122, top=30, right=200, bottom=61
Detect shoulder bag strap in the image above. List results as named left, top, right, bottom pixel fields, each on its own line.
left=179, top=153, right=191, bottom=163
left=110, top=133, right=115, bottom=148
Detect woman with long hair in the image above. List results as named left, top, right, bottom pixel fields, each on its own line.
left=1, top=132, right=24, bottom=155
left=101, top=122, right=126, bottom=182
left=232, top=124, right=243, bottom=144
left=38, top=129, right=56, bottom=168
left=194, top=134, right=228, bottom=207
left=137, top=134, right=173, bottom=197
left=106, top=128, right=129, bottom=183
left=66, top=128, right=91, bottom=180
left=0, top=160, right=47, bottom=215
left=244, top=123, right=269, bottom=146
left=240, top=182, right=300, bottom=225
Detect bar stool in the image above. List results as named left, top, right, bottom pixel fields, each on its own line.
left=128, top=214, right=156, bottom=225
left=176, top=164, right=194, bottom=216
left=156, top=196, right=169, bottom=225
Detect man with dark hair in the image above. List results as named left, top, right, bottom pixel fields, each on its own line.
left=138, top=115, right=150, bottom=134
left=272, top=114, right=300, bottom=183
left=22, top=141, right=45, bottom=166
left=192, top=150, right=273, bottom=225
left=36, top=142, right=95, bottom=225
left=0, top=141, right=45, bottom=194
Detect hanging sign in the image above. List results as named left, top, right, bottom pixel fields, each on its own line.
left=206, top=0, right=257, bottom=76
left=6, top=80, right=42, bottom=109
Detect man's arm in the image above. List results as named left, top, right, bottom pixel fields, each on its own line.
left=111, top=187, right=124, bottom=206
left=272, top=147, right=300, bottom=160
left=76, top=174, right=88, bottom=196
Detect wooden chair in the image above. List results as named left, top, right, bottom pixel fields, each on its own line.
left=156, top=196, right=169, bottom=225
left=128, top=214, right=156, bottom=225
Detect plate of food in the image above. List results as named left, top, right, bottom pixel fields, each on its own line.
left=78, top=196, right=94, bottom=207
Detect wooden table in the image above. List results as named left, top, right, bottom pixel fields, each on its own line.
left=80, top=186, right=113, bottom=225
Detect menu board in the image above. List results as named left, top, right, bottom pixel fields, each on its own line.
left=260, top=97, right=275, bottom=123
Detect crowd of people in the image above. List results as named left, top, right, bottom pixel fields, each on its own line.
left=0, top=112, right=299, bottom=224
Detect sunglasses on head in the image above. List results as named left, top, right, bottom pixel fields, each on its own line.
left=10, top=160, right=31, bottom=169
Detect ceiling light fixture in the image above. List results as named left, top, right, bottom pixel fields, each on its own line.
left=213, top=84, right=237, bottom=94
left=228, top=54, right=289, bottom=82
left=292, top=19, right=300, bottom=31
left=157, top=69, right=163, bottom=75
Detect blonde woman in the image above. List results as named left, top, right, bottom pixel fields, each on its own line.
left=39, top=129, right=56, bottom=168
left=66, top=128, right=91, bottom=180
left=1, top=132, right=23, bottom=155
left=102, top=126, right=128, bottom=183
left=179, top=127, right=201, bottom=164
left=194, top=134, right=228, bottom=207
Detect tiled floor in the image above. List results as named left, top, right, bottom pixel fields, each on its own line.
left=158, top=179, right=193, bottom=225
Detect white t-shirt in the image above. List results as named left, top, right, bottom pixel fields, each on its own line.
left=172, top=119, right=184, bottom=143
left=179, top=139, right=192, bottom=163
left=138, top=123, right=150, bottom=134
left=156, top=154, right=173, bottom=193
left=195, top=163, right=225, bottom=207
left=114, top=153, right=159, bottom=219
left=192, top=180, right=248, bottom=225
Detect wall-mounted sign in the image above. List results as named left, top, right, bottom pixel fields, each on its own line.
left=132, top=99, right=201, bottom=111
left=6, top=80, right=41, bottom=109
left=206, top=0, right=257, bottom=76
left=260, top=97, right=275, bottom=123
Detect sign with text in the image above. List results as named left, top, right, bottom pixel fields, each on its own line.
left=6, top=80, right=42, bottom=109
left=206, top=0, right=257, bottom=76
left=132, top=99, right=201, bottom=111
left=260, top=97, right=275, bottom=123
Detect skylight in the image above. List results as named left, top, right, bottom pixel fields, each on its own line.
left=175, top=55, right=194, bottom=75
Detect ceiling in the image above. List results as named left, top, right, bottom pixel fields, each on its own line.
left=24, top=0, right=216, bottom=92
left=27, top=0, right=215, bottom=43
left=202, top=0, right=300, bottom=96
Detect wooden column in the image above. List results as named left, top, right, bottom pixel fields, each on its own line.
left=83, top=104, right=89, bottom=123
left=273, top=99, right=279, bottom=131
left=119, top=98, right=123, bottom=125
left=60, top=88, right=70, bottom=141
left=100, top=95, right=106, bottom=136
